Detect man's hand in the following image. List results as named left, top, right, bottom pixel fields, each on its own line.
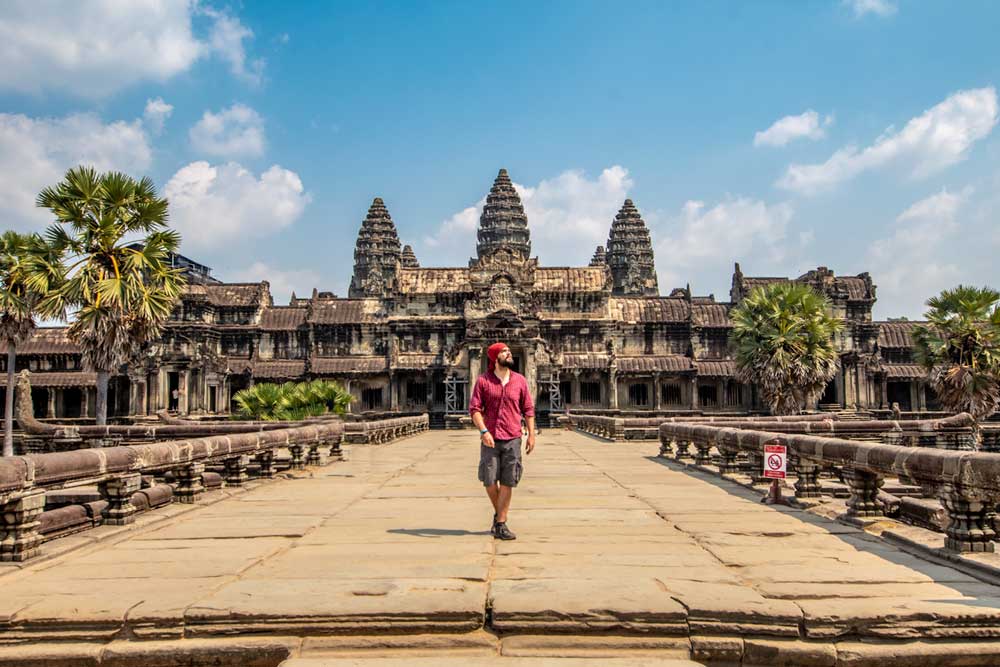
left=481, top=431, right=495, bottom=448
left=525, top=432, right=536, bottom=455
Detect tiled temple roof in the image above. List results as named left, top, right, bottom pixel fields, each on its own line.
left=610, top=297, right=690, bottom=323
left=203, top=283, right=265, bottom=307
left=837, top=276, right=870, bottom=300
left=28, top=371, right=97, bottom=387
left=534, top=267, right=607, bottom=292
left=691, top=303, right=731, bottom=327
left=617, top=355, right=693, bottom=372
left=877, top=321, right=922, bottom=348
left=308, top=300, right=382, bottom=324
left=561, top=353, right=610, bottom=369
left=311, top=356, right=387, bottom=374
left=397, top=268, right=472, bottom=294
left=224, top=357, right=254, bottom=374
left=884, top=364, right=927, bottom=379
left=0, top=328, right=78, bottom=354
left=254, top=359, right=307, bottom=379
left=260, top=307, right=308, bottom=330
left=697, top=360, right=738, bottom=377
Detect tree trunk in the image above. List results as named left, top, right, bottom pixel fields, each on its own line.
left=3, top=343, right=14, bottom=457
left=96, top=369, right=109, bottom=427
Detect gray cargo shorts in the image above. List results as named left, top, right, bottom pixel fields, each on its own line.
left=478, top=437, right=523, bottom=488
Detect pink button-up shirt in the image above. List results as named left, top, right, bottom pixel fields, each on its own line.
left=469, top=370, right=535, bottom=441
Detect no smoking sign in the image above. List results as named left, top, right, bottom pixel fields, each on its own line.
left=763, top=443, right=786, bottom=479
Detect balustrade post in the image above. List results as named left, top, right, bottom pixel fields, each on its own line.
left=693, top=439, right=712, bottom=466
left=748, top=449, right=766, bottom=485
left=223, top=455, right=250, bottom=487
left=718, top=445, right=740, bottom=475
left=307, top=443, right=327, bottom=466
left=99, top=473, right=142, bottom=525
left=843, top=467, right=884, bottom=518
left=674, top=439, right=693, bottom=461
left=0, top=490, right=45, bottom=562
left=658, top=435, right=675, bottom=458
left=255, top=450, right=276, bottom=478
left=793, top=459, right=822, bottom=499
left=328, top=437, right=343, bottom=461
left=288, top=444, right=306, bottom=469
left=940, top=484, right=996, bottom=553
left=175, top=462, right=206, bottom=503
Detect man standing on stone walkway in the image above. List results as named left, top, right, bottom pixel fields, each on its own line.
left=469, top=342, right=535, bottom=540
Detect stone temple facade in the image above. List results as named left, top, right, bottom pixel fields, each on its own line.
left=0, top=169, right=938, bottom=422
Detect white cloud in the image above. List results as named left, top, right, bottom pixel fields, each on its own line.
left=0, top=112, right=152, bottom=230
left=423, top=166, right=632, bottom=265
left=868, top=189, right=968, bottom=318
left=228, top=261, right=319, bottom=305
left=653, top=197, right=803, bottom=294
left=754, top=110, right=832, bottom=147
left=844, top=0, right=897, bottom=18
left=189, top=104, right=265, bottom=158
left=143, top=98, right=174, bottom=135
left=778, top=87, right=998, bottom=194
left=201, top=6, right=264, bottom=85
left=165, top=161, right=310, bottom=251
left=0, top=1, right=260, bottom=96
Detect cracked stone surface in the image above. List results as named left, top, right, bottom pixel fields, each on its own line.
left=2, top=429, right=1000, bottom=649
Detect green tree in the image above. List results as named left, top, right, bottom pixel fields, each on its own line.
left=232, top=380, right=352, bottom=421
left=0, top=232, right=64, bottom=455
left=36, top=166, right=185, bottom=426
left=912, top=285, right=1000, bottom=437
left=730, top=283, right=843, bottom=415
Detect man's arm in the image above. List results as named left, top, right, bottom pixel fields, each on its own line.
left=469, top=378, right=495, bottom=448
left=520, top=379, right=536, bottom=454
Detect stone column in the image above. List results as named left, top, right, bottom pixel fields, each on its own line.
left=880, top=379, right=888, bottom=410
left=80, top=389, right=90, bottom=418
left=653, top=372, right=662, bottom=411
left=608, top=367, right=618, bottom=409
left=389, top=372, right=399, bottom=411
left=425, top=370, right=434, bottom=413
left=223, top=455, right=250, bottom=487
left=674, top=438, right=693, bottom=461
left=571, top=370, right=581, bottom=408
left=288, top=444, right=306, bottom=469
left=181, top=369, right=191, bottom=415
left=690, top=376, right=699, bottom=411
left=99, top=473, right=142, bottom=525
left=718, top=445, right=740, bottom=475
left=307, top=443, right=327, bottom=466
left=158, top=370, right=169, bottom=412
left=46, top=389, right=56, bottom=418
left=175, top=463, right=205, bottom=504
left=917, top=381, right=927, bottom=412
left=748, top=449, right=766, bottom=485
left=843, top=467, right=884, bottom=518
left=717, top=379, right=725, bottom=409
left=693, top=439, right=712, bottom=466
left=0, top=490, right=45, bottom=562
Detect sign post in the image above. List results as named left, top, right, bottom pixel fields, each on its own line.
left=761, top=442, right=791, bottom=506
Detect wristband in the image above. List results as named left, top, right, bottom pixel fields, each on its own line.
left=479, top=428, right=489, bottom=435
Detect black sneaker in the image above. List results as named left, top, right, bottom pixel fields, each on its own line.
left=494, top=522, right=516, bottom=540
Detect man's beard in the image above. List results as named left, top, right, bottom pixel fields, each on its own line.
left=497, top=357, right=515, bottom=369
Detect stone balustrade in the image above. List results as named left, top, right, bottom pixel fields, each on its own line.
left=658, top=416, right=1000, bottom=554
left=12, top=371, right=343, bottom=453
left=0, top=419, right=344, bottom=562
left=343, top=414, right=430, bottom=444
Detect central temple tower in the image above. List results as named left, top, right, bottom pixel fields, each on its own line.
left=475, top=168, right=531, bottom=264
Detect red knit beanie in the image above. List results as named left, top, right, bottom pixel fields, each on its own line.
left=487, top=342, right=506, bottom=372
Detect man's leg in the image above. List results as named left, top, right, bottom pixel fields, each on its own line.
left=485, top=482, right=500, bottom=513
left=496, top=484, right=513, bottom=523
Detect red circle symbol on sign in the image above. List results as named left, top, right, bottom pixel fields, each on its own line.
left=767, top=454, right=783, bottom=470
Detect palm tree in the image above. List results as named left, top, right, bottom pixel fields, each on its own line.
left=912, top=285, right=1000, bottom=439
left=0, top=232, right=64, bottom=455
left=233, top=380, right=352, bottom=421
left=36, top=166, right=185, bottom=426
left=730, top=283, right=843, bottom=415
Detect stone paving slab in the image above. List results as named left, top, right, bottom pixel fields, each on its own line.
left=4, top=430, right=1000, bottom=662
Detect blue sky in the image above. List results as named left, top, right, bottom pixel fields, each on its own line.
left=2, top=0, right=998, bottom=318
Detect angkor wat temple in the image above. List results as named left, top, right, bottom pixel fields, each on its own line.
left=1, top=169, right=933, bottom=422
